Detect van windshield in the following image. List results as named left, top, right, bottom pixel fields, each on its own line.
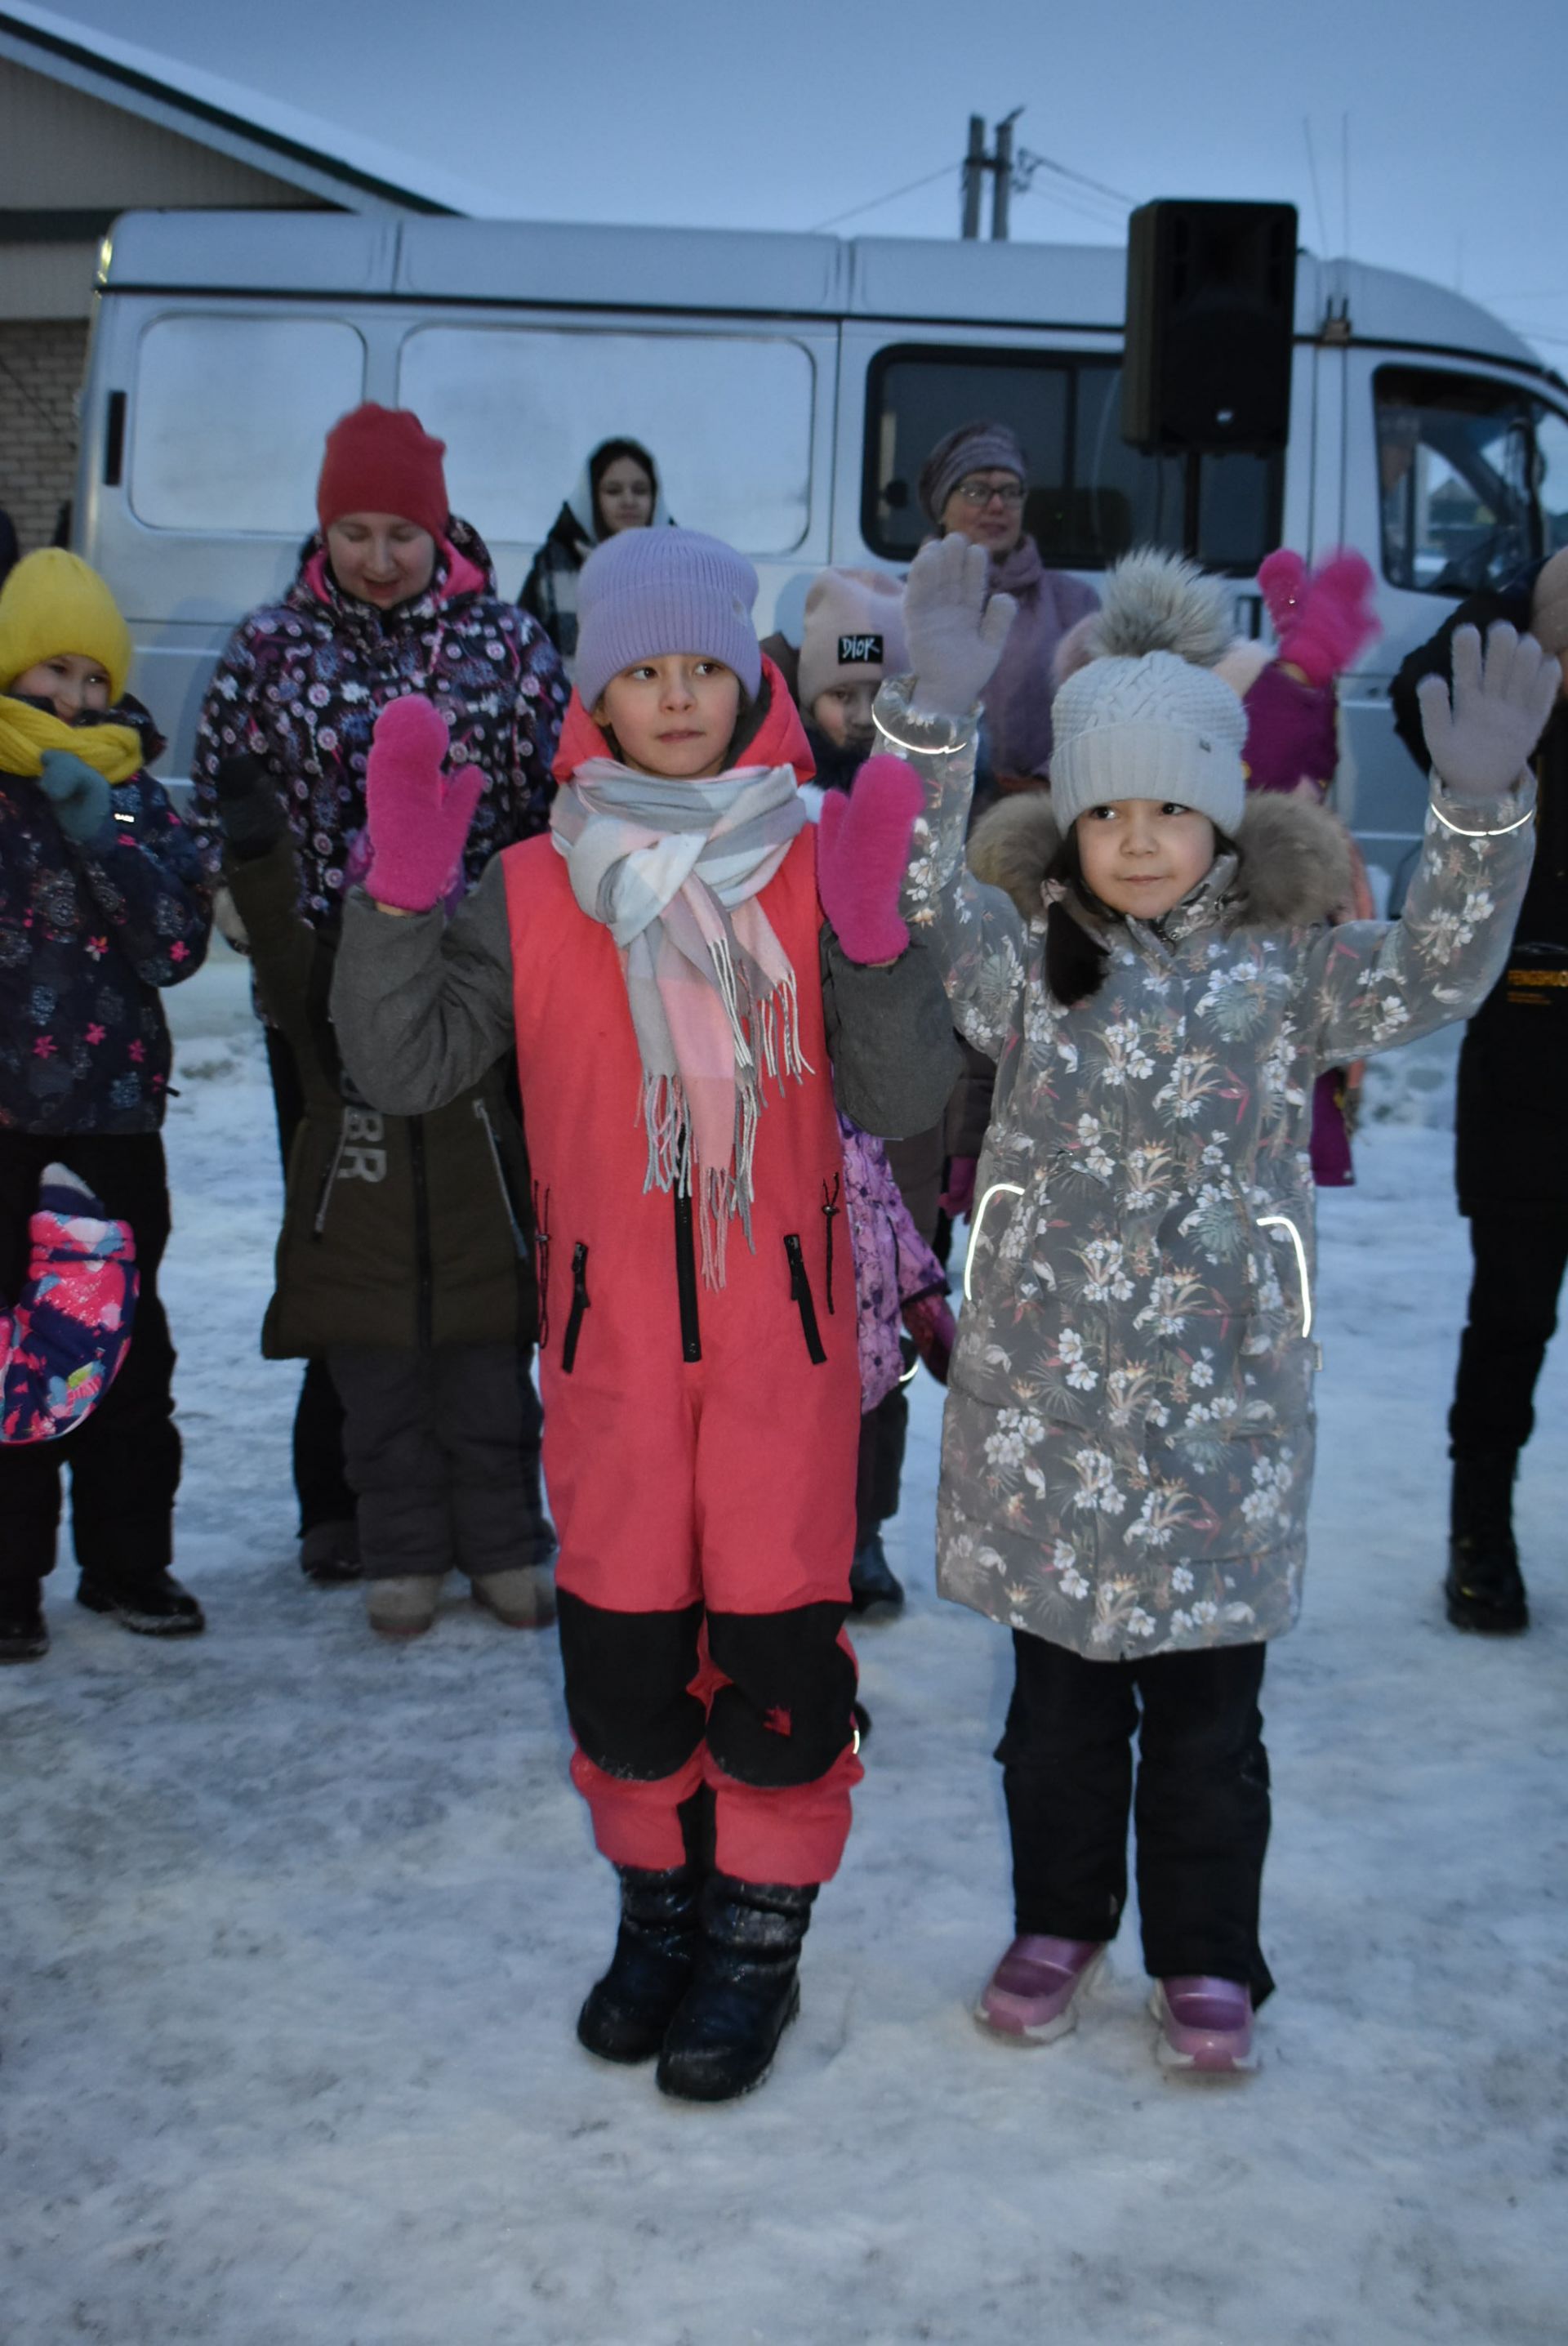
left=1374, top=365, right=1568, bottom=595
left=862, top=346, right=1281, bottom=574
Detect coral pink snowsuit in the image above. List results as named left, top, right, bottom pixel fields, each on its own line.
left=502, top=677, right=863, bottom=1885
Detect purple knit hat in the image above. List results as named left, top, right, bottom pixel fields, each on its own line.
left=918, top=420, right=1027, bottom=526
left=575, top=527, right=762, bottom=711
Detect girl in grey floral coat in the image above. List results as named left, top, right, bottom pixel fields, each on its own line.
left=872, top=537, right=1553, bottom=2071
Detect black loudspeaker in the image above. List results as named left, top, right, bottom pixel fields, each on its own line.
left=1120, top=200, right=1298, bottom=453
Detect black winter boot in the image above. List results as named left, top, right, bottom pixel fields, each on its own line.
left=76, top=1568, right=205, bottom=1638
left=1446, top=1452, right=1528, bottom=1634
left=656, top=1873, right=817, bottom=2103
left=0, top=1584, right=48, bottom=1664
left=577, top=1863, right=702, bottom=2065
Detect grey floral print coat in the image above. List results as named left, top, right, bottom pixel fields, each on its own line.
left=876, top=678, right=1536, bottom=1661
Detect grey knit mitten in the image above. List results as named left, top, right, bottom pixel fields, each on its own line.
left=902, top=535, right=1017, bottom=719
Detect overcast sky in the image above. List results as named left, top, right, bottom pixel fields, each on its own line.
left=46, top=0, right=1568, bottom=363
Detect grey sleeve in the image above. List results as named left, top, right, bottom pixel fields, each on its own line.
left=820, top=922, right=965, bottom=1139
left=330, top=856, right=517, bottom=1114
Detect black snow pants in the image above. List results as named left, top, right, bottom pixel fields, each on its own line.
left=854, top=1382, right=908, bottom=1548
left=328, top=1342, right=550, bottom=1582
left=1448, top=1211, right=1568, bottom=1460
left=998, top=1630, right=1275, bottom=2004
left=0, top=1130, right=180, bottom=1590
left=265, top=1026, right=355, bottom=1538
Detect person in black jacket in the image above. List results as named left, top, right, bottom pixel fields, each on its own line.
left=1391, top=549, right=1568, bottom=1632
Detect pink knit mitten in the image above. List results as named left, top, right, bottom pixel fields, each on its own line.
left=817, top=754, right=924, bottom=965
left=362, top=696, right=483, bottom=913
left=1260, top=549, right=1379, bottom=687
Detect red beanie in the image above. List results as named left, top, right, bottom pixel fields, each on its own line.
left=315, top=404, right=449, bottom=540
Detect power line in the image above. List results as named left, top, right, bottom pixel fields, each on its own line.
left=808, top=163, right=961, bottom=235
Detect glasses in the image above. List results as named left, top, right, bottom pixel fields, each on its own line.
left=956, top=478, right=1026, bottom=508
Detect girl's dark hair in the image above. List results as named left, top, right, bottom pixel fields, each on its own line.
left=1043, top=828, right=1111, bottom=1007
left=588, top=438, right=657, bottom=539
left=1043, top=818, right=1239, bottom=1006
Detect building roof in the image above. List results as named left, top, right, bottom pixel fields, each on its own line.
left=0, top=2, right=488, bottom=216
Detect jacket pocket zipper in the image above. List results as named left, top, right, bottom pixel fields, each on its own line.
left=963, top=1181, right=1025, bottom=1303
left=1257, top=1213, right=1313, bottom=1340
left=312, top=1113, right=351, bottom=1238
left=673, top=1191, right=702, bottom=1363
left=783, top=1233, right=827, bottom=1365
left=474, top=1098, right=527, bottom=1258
left=561, top=1241, right=590, bottom=1373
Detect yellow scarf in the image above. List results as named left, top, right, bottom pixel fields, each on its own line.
left=0, top=694, right=144, bottom=785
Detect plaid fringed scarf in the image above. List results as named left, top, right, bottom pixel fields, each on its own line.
left=550, top=760, right=809, bottom=1285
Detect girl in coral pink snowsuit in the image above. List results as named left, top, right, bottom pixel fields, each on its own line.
left=331, top=527, right=956, bottom=2099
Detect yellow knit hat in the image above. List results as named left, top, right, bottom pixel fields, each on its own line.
left=0, top=550, right=133, bottom=702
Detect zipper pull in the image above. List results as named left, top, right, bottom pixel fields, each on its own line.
left=561, top=1239, right=590, bottom=1373
left=532, top=1180, right=551, bottom=1349
left=821, top=1174, right=841, bottom=1315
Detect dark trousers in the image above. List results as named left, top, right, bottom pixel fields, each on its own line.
left=1449, top=1212, right=1568, bottom=1458
left=998, top=1631, right=1275, bottom=2002
left=329, top=1342, right=550, bottom=1582
left=0, top=1130, right=181, bottom=1590
left=265, top=1026, right=354, bottom=1536
left=855, top=1383, right=908, bottom=1547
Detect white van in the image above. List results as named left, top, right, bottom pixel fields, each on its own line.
left=76, top=209, right=1568, bottom=882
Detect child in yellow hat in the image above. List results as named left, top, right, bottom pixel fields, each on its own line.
left=0, top=550, right=212, bottom=1661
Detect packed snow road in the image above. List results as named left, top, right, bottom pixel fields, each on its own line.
left=2, top=959, right=1564, bottom=2346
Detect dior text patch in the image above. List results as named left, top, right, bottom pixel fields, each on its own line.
left=838, top=634, right=884, bottom=665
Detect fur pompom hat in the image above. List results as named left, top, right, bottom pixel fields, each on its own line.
left=1049, top=547, right=1246, bottom=834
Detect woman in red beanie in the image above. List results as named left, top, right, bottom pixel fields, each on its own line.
left=190, top=404, right=568, bottom=1590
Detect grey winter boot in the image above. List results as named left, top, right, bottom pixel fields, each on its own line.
left=1446, top=1452, right=1528, bottom=1633
left=656, top=1873, right=817, bottom=2103
left=365, top=1575, right=442, bottom=1639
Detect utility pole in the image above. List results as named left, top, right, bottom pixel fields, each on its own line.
left=960, top=111, right=1024, bottom=242
left=961, top=115, right=986, bottom=240
left=991, top=109, right=1022, bottom=241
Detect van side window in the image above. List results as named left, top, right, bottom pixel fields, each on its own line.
left=1374, top=365, right=1564, bottom=595
left=398, top=328, right=816, bottom=555
left=129, top=317, right=366, bottom=533
left=862, top=346, right=1280, bottom=574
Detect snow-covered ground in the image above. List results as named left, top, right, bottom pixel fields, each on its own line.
left=3, top=956, right=1565, bottom=2346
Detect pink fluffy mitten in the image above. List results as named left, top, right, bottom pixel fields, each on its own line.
left=1258, top=549, right=1380, bottom=687
left=362, top=696, right=482, bottom=912
left=817, top=753, right=924, bottom=965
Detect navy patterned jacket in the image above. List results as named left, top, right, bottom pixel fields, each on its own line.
left=0, top=698, right=212, bottom=1135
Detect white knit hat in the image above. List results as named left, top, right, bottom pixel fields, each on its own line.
left=1050, top=649, right=1248, bottom=834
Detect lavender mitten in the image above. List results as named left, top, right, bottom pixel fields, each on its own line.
left=817, top=754, right=924, bottom=964
left=1415, top=622, right=1558, bottom=803
left=362, top=696, right=482, bottom=912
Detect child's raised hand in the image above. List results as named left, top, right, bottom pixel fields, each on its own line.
left=1415, top=622, right=1558, bottom=802
left=37, top=749, right=111, bottom=844
left=903, top=536, right=1018, bottom=719
left=362, top=695, right=482, bottom=913
left=817, top=754, right=924, bottom=965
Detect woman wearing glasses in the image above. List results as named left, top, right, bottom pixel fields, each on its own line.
left=917, top=421, right=1098, bottom=793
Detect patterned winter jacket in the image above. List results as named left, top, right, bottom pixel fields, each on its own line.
left=191, top=518, right=568, bottom=926
left=880, top=677, right=1536, bottom=1661
left=0, top=700, right=212, bottom=1135
left=1, top=1184, right=136, bottom=1443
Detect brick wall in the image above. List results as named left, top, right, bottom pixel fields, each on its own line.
left=0, top=321, right=90, bottom=554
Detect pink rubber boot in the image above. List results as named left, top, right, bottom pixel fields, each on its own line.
left=975, top=1935, right=1107, bottom=2045
left=1152, top=1976, right=1256, bottom=2074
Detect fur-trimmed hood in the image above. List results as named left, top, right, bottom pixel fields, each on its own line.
left=967, top=787, right=1356, bottom=930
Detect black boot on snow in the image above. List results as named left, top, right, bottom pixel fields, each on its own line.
left=1446, top=1452, right=1529, bottom=1634
left=849, top=1531, right=905, bottom=1618
left=656, top=1873, right=817, bottom=2103
left=577, top=1863, right=702, bottom=2065
left=76, top=1568, right=206, bottom=1638
left=0, top=1586, right=48, bottom=1664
